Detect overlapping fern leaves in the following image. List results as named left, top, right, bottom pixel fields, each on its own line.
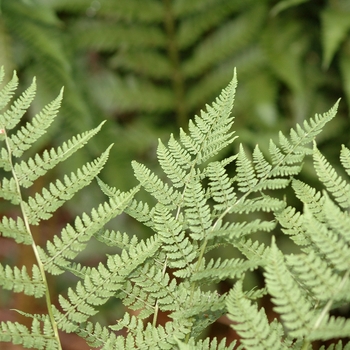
left=1, top=66, right=350, bottom=349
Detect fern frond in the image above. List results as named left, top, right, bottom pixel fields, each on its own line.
left=286, top=251, right=343, bottom=303
left=15, top=121, right=107, bottom=188
left=340, top=144, right=350, bottom=176
left=313, top=144, right=350, bottom=209
left=154, top=204, right=196, bottom=275
left=308, top=315, right=350, bottom=341
left=8, top=88, right=63, bottom=158
left=56, top=235, right=161, bottom=325
left=0, top=70, right=18, bottom=111
left=0, top=177, right=20, bottom=204
left=179, top=71, right=237, bottom=163
left=207, top=161, right=236, bottom=212
left=23, top=145, right=113, bottom=225
left=0, top=215, right=30, bottom=244
left=0, top=77, right=36, bottom=130
left=39, top=188, right=137, bottom=274
left=0, top=264, right=45, bottom=297
left=157, top=136, right=190, bottom=188
left=264, top=239, right=314, bottom=338
left=227, top=280, right=284, bottom=350
left=175, top=336, right=237, bottom=350
left=0, top=318, right=59, bottom=349
left=184, top=180, right=212, bottom=241
left=191, top=257, right=259, bottom=284
left=303, top=207, right=350, bottom=271
left=132, top=160, right=182, bottom=207
left=76, top=321, right=116, bottom=348
left=94, top=229, right=139, bottom=249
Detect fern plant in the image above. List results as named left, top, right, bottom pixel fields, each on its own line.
left=1, top=66, right=350, bottom=349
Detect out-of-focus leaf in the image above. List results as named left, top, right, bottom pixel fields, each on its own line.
left=321, top=7, right=350, bottom=69
left=271, top=0, right=309, bottom=16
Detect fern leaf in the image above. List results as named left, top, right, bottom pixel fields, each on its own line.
left=154, top=204, right=196, bottom=275
left=56, top=235, right=161, bottom=324
left=76, top=321, right=116, bottom=348
left=340, top=144, right=350, bottom=176
left=39, top=188, right=137, bottom=274
left=303, top=206, right=350, bottom=271
left=179, top=71, right=237, bottom=163
left=132, top=160, right=182, bottom=207
left=0, top=215, right=30, bottom=244
left=0, top=77, right=36, bottom=131
left=157, top=136, right=190, bottom=188
left=184, top=180, right=212, bottom=241
left=23, top=145, right=113, bottom=225
left=175, top=336, right=237, bottom=350
left=0, top=70, right=18, bottom=111
left=8, top=88, right=63, bottom=158
left=264, top=239, right=314, bottom=338
left=0, top=319, right=59, bottom=349
left=0, top=177, right=20, bottom=205
left=227, top=280, right=285, bottom=350
left=15, top=121, right=107, bottom=188
left=313, top=144, right=350, bottom=209
left=0, top=264, right=45, bottom=297
left=207, top=161, right=236, bottom=211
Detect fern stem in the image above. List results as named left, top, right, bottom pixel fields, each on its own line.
left=4, top=130, right=63, bottom=350
left=163, top=0, right=187, bottom=129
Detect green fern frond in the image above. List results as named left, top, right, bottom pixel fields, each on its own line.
left=0, top=69, right=18, bottom=111
left=0, top=77, right=36, bottom=130
left=302, top=206, right=350, bottom=271
left=0, top=318, right=59, bottom=349
left=227, top=280, right=284, bottom=350
left=39, top=188, right=137, bottom=275
left=154, top=204, right=196, bottom=274
left=340, top=144, right=350, bottom=176
left=8, top=88, right=63, bottom=158
left=0, top=177, right=20, bottom=205
left=94, top=229, right=139, bottom=249
left=0, top=215, right=30, bottom=244
left=15, top=121, right=107, bottom=188
left=0, top=264, right=45, bottom=297
left=76, top=321, right=116, bottom=348
left=264, top=239, right=314, bottom=338
left=132, top=160, right=182, bottom=207
left=313, top=144, right=350, bottom=209
left=175, top=336, right=237, bottom=350
left=23, top=145, right=113, bottom=225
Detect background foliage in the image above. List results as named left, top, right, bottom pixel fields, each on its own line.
left=1, top=0, right=350, bottom=348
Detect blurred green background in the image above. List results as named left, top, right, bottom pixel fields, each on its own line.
left=1, top=0, right=350, bottom=348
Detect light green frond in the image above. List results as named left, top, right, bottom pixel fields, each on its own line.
left=175, top=336, right=237, bottom=350
left=234, top=238, right=270, bottom=261
left=0, top=215, right=30, bottom=244
left=191, top=257, right=259, bottom=284
left=132, top=160, right=182, bottom=207
left=231, top=196, right=285, bottom=214
left=292, top=179, right=325, bottom=221
left=8, top=88, right=63, bottom=158
left=207, top=161, right=236, bottom=212
left=264, top=239, right=314, bottom=338
left=0, top=318, right=59, bottom=349
left=57, top=235, right=161, bottom=324
left=286, top=251, right=343, bottom=303
left=235, top=144, right=258, bottom=193
left=76, top=321, right=116, bottom=348
left=303, top=207, right=350, bottom=271
left=0, top=147, right=10, bottom=170
left=154, top=204, right=196, bottom=275
left=0, top=77, right=36, bottom=130
left=0, top=264, right=45, bottom=298
left=0, top=70, right=18, bottom=111
left=184, top=180, right=212, bottom=241
left=339, top=145, right=350, bottom=177
left=0, top=177, right=20, bottom=204
left=253, top=144, right=272, bottom=178
left=23, top=145, right=112, bottom=225
left=322, top=193, right=350, bottom=244
left=274, top=206, right=311, bottom=247
left=94, top=229, right=139, bottom=250
left=227, top=280, right=285, bottom=350
left=15, top=121, right=107, bottom=188
left=157, top=138, right=189, bottom=188
left=179, top=72, right=237, bottom=163
left=39, top=188, right=136, bottom=275
left=125, top=198, right=156, bottom=228
left=313, top=145, right=350, bottom=209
